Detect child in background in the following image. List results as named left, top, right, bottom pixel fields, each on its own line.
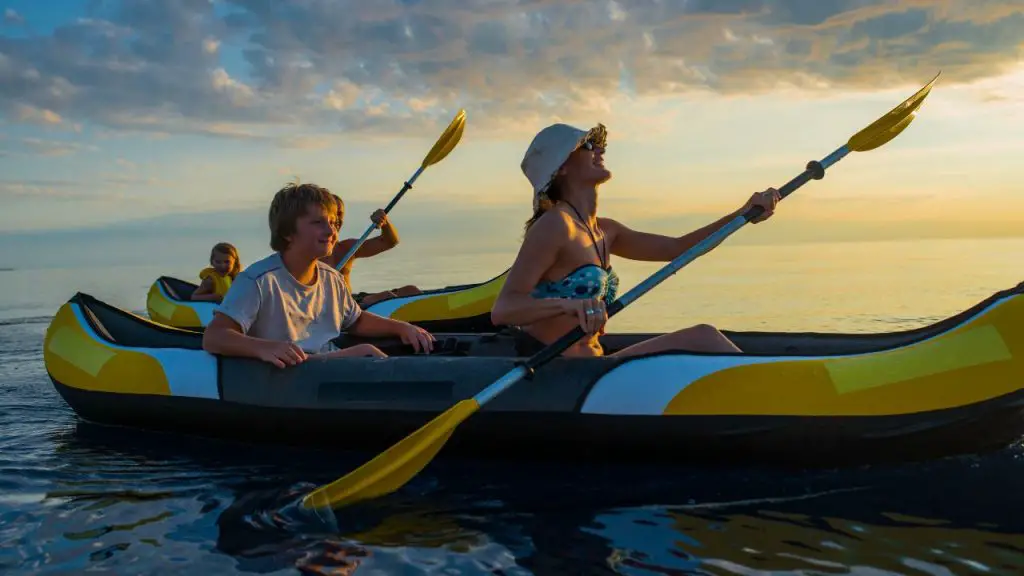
left=191, top=242, right=241, bottom=303
left=322, top=193, right=422, bottom=306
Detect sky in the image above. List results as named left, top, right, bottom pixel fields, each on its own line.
left=0, top=0, right=1022, bottom=246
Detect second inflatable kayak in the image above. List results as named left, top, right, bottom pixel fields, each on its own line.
left=146, top=269, right=508, bottom=332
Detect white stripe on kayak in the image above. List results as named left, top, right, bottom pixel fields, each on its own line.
left=580, top=295, right=1015, bottom=416
left=363, top=292, right=436, bottom=318
left=72, top=304, right=219, bottom=400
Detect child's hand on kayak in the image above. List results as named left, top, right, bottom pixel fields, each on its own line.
left=257, top=341, right=307, bottom=368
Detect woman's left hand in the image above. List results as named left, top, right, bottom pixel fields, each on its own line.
left=743, top=187, right=781, bottom=223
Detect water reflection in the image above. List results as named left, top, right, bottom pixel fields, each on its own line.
left=13, top=422, right=1018, bottom=575
left=588, top=506, right=1024, bottom=575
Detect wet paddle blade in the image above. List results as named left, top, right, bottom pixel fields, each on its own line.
left=848, top=72, right=939, bottom=153
left=421, top=109, right=467, bottom=168
left=301, top=399, right=480, bottom=510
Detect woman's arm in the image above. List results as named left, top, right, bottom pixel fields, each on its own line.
left=490, top=212, right=576, bottom=327
left=604, top=189, right=779, bottom=262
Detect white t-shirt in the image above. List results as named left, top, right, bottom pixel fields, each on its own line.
left=215, top=253, right=362, bottom=353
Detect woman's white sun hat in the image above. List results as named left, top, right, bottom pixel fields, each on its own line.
left=521, top=122, right=607, bottom=211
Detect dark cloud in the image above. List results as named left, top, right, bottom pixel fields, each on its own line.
left=0, top=0, right=1020, bottom=143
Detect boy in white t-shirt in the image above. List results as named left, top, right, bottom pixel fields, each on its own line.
left=202, top=181, right=435, bottom=368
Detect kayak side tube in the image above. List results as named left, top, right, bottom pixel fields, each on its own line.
left=144, top=269, right=508, bottom=332
left=47, top=283, right=1024, bottom=466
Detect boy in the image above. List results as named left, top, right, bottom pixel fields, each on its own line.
left=202, top=181, right=435, bottom=368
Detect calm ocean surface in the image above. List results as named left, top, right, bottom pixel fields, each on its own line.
left=1, top=229, right=1023, bottom=574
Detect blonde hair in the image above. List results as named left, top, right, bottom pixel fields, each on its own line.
left=268, top=181, right=337, bottom=252
left=331, top=192, right=344, bottom=227
left=210, top=242, right=241, bottom=279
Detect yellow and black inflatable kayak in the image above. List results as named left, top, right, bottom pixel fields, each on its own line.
left=145, top=269, right=507, bottom=332
left=46, top=282, right=1024, bottom=466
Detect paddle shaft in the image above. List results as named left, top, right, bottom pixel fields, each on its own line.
left=333, top=165, right=426, bottom=271
left=474, top=146, right=847, bottom=405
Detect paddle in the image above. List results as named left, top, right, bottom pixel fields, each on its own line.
left=301, top=73, right=941, bottom=511
left=333, top=109, right=468, bottom=271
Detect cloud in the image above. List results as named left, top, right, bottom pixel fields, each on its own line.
left=0, top=178, right=125, bottom=200
left=0, top=135, right=96, bottom=157
left=14, top=103, right=62, bottom=125
left=0, top=0, right=1020, bottom=143
left=3, top=9, right=23, bottom=26
left=0, top=170, right=173, bottom=203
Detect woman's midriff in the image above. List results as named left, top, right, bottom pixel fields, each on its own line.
left=523, top=316, right=605, bottom=357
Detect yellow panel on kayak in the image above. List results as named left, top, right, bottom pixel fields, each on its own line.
left=44, top=303, right=171, bottom=396
left=146, top=281, right=202, bottom=328
left=825, top=324, right=1011, bottom=394
left=391, top=272, right=507, bottom=322
left=146, top=282, right=177, bottom=325
left=664, top=296, right=1024, bottom=416
left=446, top=271, right=507, bottom=312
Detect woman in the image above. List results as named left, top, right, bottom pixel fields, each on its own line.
left=490, top=122, right=780, bottom=358
left=322, top=193, right=423, bottom=306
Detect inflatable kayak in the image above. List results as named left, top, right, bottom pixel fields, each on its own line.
left=145, top=269, right=507, bottom=332
left=47, top=282, right=1024, bottom=467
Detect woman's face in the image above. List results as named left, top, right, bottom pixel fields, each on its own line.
left=559, top=138, right=611, bottom=186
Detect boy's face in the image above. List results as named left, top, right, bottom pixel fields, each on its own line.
left=285, top=203, right=338, bottom=260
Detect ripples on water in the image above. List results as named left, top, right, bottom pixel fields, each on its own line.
left=3, top=309, right=1024, bottom=574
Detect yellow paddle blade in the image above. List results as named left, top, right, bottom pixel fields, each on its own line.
left=301, top=398, right=480, bottom=511
left=848, top=71, right=940, bottom=152
left=421, top=109, right=467, bottom=168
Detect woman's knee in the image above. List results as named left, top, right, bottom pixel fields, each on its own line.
left=671, top=323, right=739, bottom=352
left=687, top=323, right=724, bottom=339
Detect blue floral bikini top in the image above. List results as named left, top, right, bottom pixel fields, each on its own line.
left=532, top=263, right=620, bottom=306
left=531, top=203, right=620, bottom=306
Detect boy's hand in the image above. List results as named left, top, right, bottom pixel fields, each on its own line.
left=329, top=343, right=388, bottom=358
left=396, top=322, right=435, bottom=354
left=257, top=340, right=307, bottom=368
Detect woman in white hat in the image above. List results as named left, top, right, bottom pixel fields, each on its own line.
left=490, top=122, right=781, bottom=358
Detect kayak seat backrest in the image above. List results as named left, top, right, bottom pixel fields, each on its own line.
left=160, top=277, right=199, bottom=301
left=159, top=278, right=182, bottom=300
left=81, top=303, right=117, bottom=344
left=77, top=294, right=204, bottom=350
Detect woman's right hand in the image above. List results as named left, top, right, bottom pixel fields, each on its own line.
left=561, top=298, right=607, bottom=335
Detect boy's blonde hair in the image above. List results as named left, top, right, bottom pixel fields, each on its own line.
left=268, top=181, right=338, bottom=252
